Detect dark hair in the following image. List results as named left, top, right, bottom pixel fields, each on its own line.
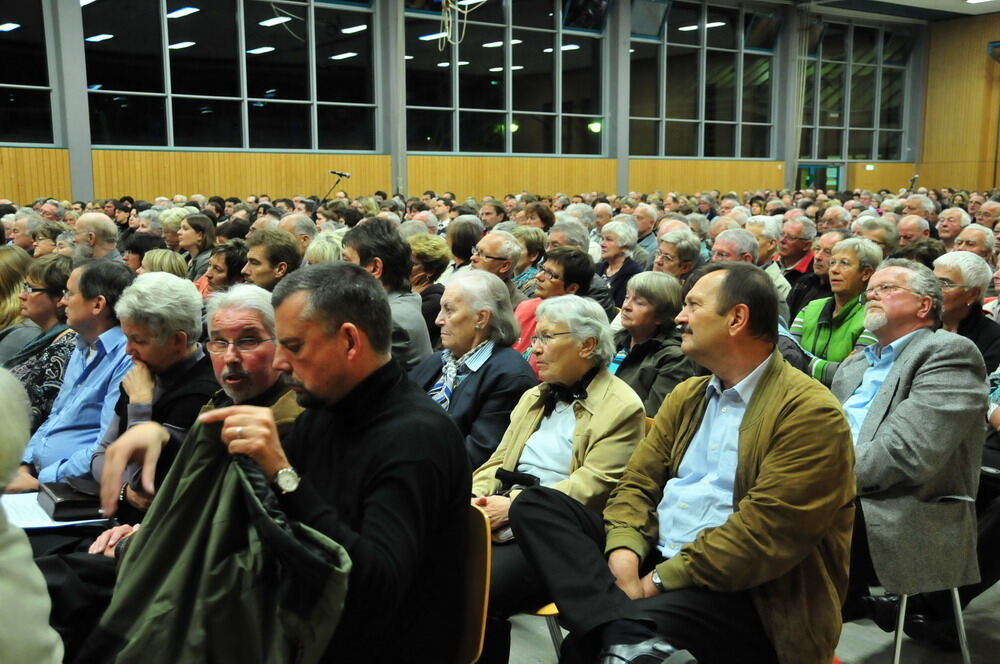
left=525, top=201, right=555, bottom=230
left=683, top=262, right=778, bottom=344
left=210, top=238, right=250, bottom=282
left=889, top=237, right=945, bottom=269
left=544, top=246, right=594, bottom=295
left=216, top=218, right=250, bottom=240
left=480, top=202, right=506, bottom=220
left=76, top=259, right=136, bottom=325
left=225, top=196, right=241, bottom=205
left=452, top=205, right=476, bottom=217
left=341, top=208, right=363, bottom=228
left=182, top=213, right=216, bottom=252
left=343, top=217, right=412, bottom=292
left=246, top=228, right=301, bottom=274
left=275, top=198, right=294, bottom=209
left=446, top=218, right=481, bottom=262
left=410, top=201, right=429, bottom=213
left=27, top=253, right=73, bottom=303
left=272, top=262, right=392, bottom=354
left=123, top=232, right=167, bottom=259
left=374, top=190, right=388, bottom=199
left=422, top=190, right=437, bottom=198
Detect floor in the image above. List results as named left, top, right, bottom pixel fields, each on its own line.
left=507, top=582, right=1000, bottom=663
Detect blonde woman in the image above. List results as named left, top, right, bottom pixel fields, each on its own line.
left=0, top=246, right=39, bottom=364
left=138, top=249, right=187, bottom=278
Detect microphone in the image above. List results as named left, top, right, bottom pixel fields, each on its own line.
left=328, top=170, right=352, bottom=179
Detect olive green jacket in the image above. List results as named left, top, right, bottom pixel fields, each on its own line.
left=603, top=350, right=855, bottom=664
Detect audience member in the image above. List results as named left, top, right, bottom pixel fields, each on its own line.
left=407, top=233, right=451, bottom=349
left=242, top=228, right=300, bottom=292
left=177, top=214, right=216, bottom=281
left=138, top=248, right=187, bottom=278
left=470, top=229, right=527, bottom=308
left=0, top=245, right=40, bottom=363
left=511, top=226, right=546, bottom=297
left=653, top=229, right=699, bottom=283
left=74, top=213, right=121, bottom=261
left=597, top=220, right=643, bottom=308
left=934, top=251, right=1000, bottom=372
left=204, top=239, right=249, bottom=293
left=121, top=233, right=166, bottom=272
left=776, top=217, right=817, bottom=286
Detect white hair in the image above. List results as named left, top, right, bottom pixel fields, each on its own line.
left=536, top=294, right=615, bottom=366
left=934, top=251, right=993, bottom=301
left=115, top=272, right=203, bottom=343
left=205, top=284, right=276, bottom=336
left=906, top=194, right=935, bottom=214
left=715, top=228, right=758, bottom=261
left=564, top=203, right=597, bottom=229
left=942, top=207, right=972, bottom=227
left=745, top=215, right=781, bottom=241
left=602, top=220, right=638, bottom=257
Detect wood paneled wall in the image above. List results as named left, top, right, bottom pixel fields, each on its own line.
left=919, top=13, right=1000, bottom=189
left=91, top=150, right=391, bottom=201
left=845, top=163, right=917, bottom=192
left=629, top=160, right=784, bottom=194
left=0, top=147, right=70, bottom=202
left=407, top=156, right=616, bottom=199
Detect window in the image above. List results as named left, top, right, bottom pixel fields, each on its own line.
left=0, top=0, right=51, bottom=143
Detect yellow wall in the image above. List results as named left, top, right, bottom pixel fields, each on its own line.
left=407, top=156, right=616, bottom=200
left=0, top=147, right=70, bottom=202
left=919, top=13, right=1000, bottom=189
left=845, top=162, right=917, bottom=192
left=629, top=159, right=784, bottom=194
left=91, top=150, right=391, bottom=201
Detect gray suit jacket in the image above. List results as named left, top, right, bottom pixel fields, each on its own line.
left=831, top=328, right=987, bottom=594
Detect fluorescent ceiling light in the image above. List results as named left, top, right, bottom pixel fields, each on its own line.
left=404, top=55, right=414, bottom=60
left=166, top=7, right=199, bottom=19
left=246, top=46, right=275, bottom=54
left=169, top=41, right=196, bottom=49
left=419, top=32, right=448, bottom=41
left=437, top=62, right=449, bottom=67
left=511, top=65, right=524, bottom=70
left=0, top=23, right=20, bottom=32
left=329, top=52, right=357, bottom=60
left=489, top=67, right=503, bottom=72
left=561, top=44, right=580, bottom=51
left=705, top=21, right=726, bottom=29
left=483, top=39, right=522, bottom=48
left=86, top=33, right=114, bottom=42
left=80, top=0, right=97, bottom=6
left=966, top=0, right=997, bottom=4
left=342, top=25, right=367, bottom=34
left=457, top=60, right=469, bottom=66
left=677, top=25, right=697, bottom=32
left=456, top=0, right=481, bottom=5
left=543, top=47, right=553, bottom=53
left=259, top=16, right=291, bottom=27
left=88, top=84, right=102, bottom=90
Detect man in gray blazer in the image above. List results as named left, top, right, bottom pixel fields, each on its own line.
left=831, top=258, right=988, bottom=621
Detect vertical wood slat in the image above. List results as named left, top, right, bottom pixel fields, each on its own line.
left=0, top=147, right=71, bottom=202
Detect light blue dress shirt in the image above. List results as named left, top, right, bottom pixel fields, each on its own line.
left=516, top=401, right=577, bottom=487
left=841, top=328, right=925, bottom=444
left=655, top=357, right=771, bottom=558
left=22, top=326, right=132, bottom=483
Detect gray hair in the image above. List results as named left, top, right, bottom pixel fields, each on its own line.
left=487, top=230, right=523, bottom=266
left=205, top=283, right=276, bottom=336
left=899, top=215, right=930, bottom=231
left=453, top=214, right=484, bottom=234
left=0, top=369, right=30, bottom=486
left=634, top=202, right=659, bottom=223
left=859, top=217, right=899, bottom=249
left=941, top=207, right=972, bottom=227
left=492, top=221, right=517, bottom=234
left=448, top=270, right=519, bottom=346
left=626, top=271, right=682, bottom=325
left=565, top=203, right=597, bottom=229
left=877, top=258, right=943, bottom=327
left=832, top=238, right=883, bottom=270
left=716, top=228, right=758, bottom=261
left=115, top=272, right=202, bottom=343
left=303, top=230, right=343, bottom=264
left=934, top=251, right=993, bottom=301
left=784, top=217, right=817, bottom=241
left=550, top=220, right=591, bottom=249
left=593, top=202, right=613, bottom=218
left=397, top=219, right=428, bottom=240
left=907, top=194, right=935, bottom=214
left=379, top=211, right=401, bottom=227
left=745, top=215, right=781, bottom=241
left=281, top=213, right=317, bottom=238
left=685, top=213, right=711, bottom=238
left=960, top=223, right=996, bottom=252
left=77, top=213, right=118, bottom=244
left=823, top=206, right=851, bottom=225
left=660, top=228, right=702, bottom=264
left=602, top=220, right=638, bottom=257
left=536, top=294, right=615, bottom=366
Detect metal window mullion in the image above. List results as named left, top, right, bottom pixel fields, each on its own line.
left=697, top=3, right=706, bottom=158
left=160, top=0, right=174, bottom=146
left=308, top=0, right=318, bottom=150
left=505, top=1, right=513, bottom=153
left=735, top=7, right=744, bottom=158
left=237, top=0, right=249, bottom=149
left=873, top=27, right=884, bottom=157
left=451, top=32, right=459, bottom=153
left=555, top=1, right=563, bottom=154
left=842, top=24, right=853, bottom=160
left=658, top=33, right=667, bottom=156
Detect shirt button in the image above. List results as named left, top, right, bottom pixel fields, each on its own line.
left=709, top=444, right=718, bottom=450
left=720, top=407, right=728, bottom=413
left=669, top=542, right=677, bottom=549
left=679, top=502, right=688, bottom=509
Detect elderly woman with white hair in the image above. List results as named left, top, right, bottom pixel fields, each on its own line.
left=597, top=219, right=643, bottom=308
left=409, top=270, right=537, bottom=469
left=471, top=294, right=644, bottom=664
left=934, top=251, right=1000, bottom=372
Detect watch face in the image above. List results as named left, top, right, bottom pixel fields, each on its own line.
left=275, top=468, right=299, bottom=492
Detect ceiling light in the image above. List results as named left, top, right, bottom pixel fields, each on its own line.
left=259, top=16, right=291, bottom=27
left=80, top=0, right=97, bottom=6
left=169, top=41, right=196, bottom=49
left=561, top=44, right=580, bottom=51
left=329, top=52, right=357, bottom=60
left=246, top=46, right=275, bottom=54
left=587, top=121, right=602, bottom=133
left=86, top=34, right=114, bottom=42
left=404, top=55, right=414, bottom=60
left=88, top=84, right=102, bottom=90
left=342, top=24, right=367, bottom=34
left=457, top=0, right=481, bottom=5
left=0, top=23, right=20, bottom=32
left=437, top=62, right=450, bottom=67
left=457, top=60, right=469, bottom=66
left=677, top=25, right=698, bottom=32
left=966, top=0, right=997, bottom=4
left=488, top=66, right=503, bottom=72
left=509, top=122, right=519, bottom=133
left=166, top=7, right=199, bottom=19
left=705, top=21, right=726, bottom=29
left=543, top=47, right=553, bottom=53
left=420, top=32, right=448, bottom=41
left=511, top=65, right=524, bottom=70
left=483, top=41, right=503, bottom=48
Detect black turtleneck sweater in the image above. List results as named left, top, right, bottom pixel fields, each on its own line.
left=277, top=360, right=470, bottom=663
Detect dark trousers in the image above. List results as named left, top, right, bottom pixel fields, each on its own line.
left=509, top=487, right=778, bottom=664
left=843, top=504, right=879, bottom=621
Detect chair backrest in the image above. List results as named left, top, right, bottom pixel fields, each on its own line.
left=455, top=504, right=492, bottom=664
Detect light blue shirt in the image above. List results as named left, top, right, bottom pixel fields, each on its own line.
left=22, top=326, right=132, bottom=483
left=655, top=356, right=771, bottom=558
left=516, top=401, right=577, bottom=487
left=842, top=328, right=926, bottom=444
left=440, top=340, right=495, bottom=391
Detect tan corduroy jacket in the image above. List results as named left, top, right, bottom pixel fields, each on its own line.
left=471, top=368, right=644, bottom=513
left=603, top=350, right=855, bottom=664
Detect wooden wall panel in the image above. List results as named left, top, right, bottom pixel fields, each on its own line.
left=0, top=147, right=70, bottom=203
left=629, top=160, right=784, bottom=194
left=919, top=14, right=1000, bottom=189
left=407, top=156, right=616, bottom=200
left=845, top=163, right=917, bottom=192
left=91, top=150, right=391, bottom=201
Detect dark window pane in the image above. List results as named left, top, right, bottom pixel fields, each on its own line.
left=744, top=12, right=780, bottom=51
left=822, top=23, right=847, bottom=61
left=83, top=0, right=163, bottom=92
left=404, top=0, right=441, bottom=12
left=562, top=116, right=602, bottom=155
left=318, top=105, right=374, bottom=150
left=705, top=50, right=736, bottom=121
left=742, top=125, right=770, bottom=158
left=512, top=113, right=554, bottom=153
left=512, top=0, right=554, bottom=29
left=819, top=62, right=845, bottom=126
left=850, top=65, right=875, bottom=127
left=316, top=8, right=373, bottom=104
left=562, top=37, right=600, bottom=114
left=248, top=102, right=310, bottom=149
left=406, top=18, right=452, bottom=107
left=459, top=111, right=506, bottom=152
left=564, top=0, right=610, bottom=31
left=244, top=0, right=308, bottom=100
left=880, top=67, right=904, bottom=129
left=801, top=60, right=815, bottom=125
left=665, top=2, right=700, bottom=47
left=847, top=130, right=873, bottom=160
left=459, top=24, right=503, bottom=110
left=804, top=20, right=823, bottom=56
left=463, top=1, right=504, bottom=24
left=89, top=93, right=166, bottom=145
left=853, top=26, right=878, bottom=66
left=878, top=131, right=902, bottom=160
left=705, top=6, right=738, bottom=50
left=167, top=0, right=238, bottom=97
left=704, top=123, right=734, bottom=157
left=513, top=29, right=554, bottom=112
left=883, top=31, right=912, bottom=66
left=631, top=0, right=669, bottom=38
left=173, top=98, right=241, bottom=147
left=408, top=108, right=453, bottom=151
left=630, top=119, right=658, bottom=156
left=665, top=45, right=698, bottom=119
left=0, top=0, right=47, bottom=86
left=799, top=128, right=814, bottom=159
left=0, top=87, right=51, bottom=142
left=818, top=128, right=843, bottom=160
left=743, top=54, right=771, bottom=123
left=630, top=42, right=659, bottom=117
left=664, top=121, right=697, bottom=156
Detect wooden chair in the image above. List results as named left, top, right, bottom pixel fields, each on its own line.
left=456, top=504, right=492, bottom=664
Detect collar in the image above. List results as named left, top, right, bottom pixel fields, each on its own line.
left=540, top=365, right=600, bottom=414
left=327, top=359, right=401, bottom=416
left=706, top=354, right=771, bottom=404
left=157, top=347, right=205, bottom=387
left=775, top=251, right=814, bottom=274
left=77, top=325, right=126, bottom=355
left=441, top=340, right=495, bottom=374
left=213, top=374, right=292, bottom=408
left=863, top=327, right=928, bottom=366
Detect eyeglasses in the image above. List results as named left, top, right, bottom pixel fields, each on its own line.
left=827, top=259, right=858, bottom=269
left=23, top=282, right=53, bottom=294
left=471, top=247, right=507, bottom=261
left=204, top=337, right=275, bottom=354
left=537, top=266, right=564, bottom=281
left=864, top=283, right=921, bottom=300
left=529, top=331, right=572, bottom=347
left=938, top=279, right=972, bottom=290
left=780, top=233, right=810, bottom=242
left=655, top=251, right=678, bottom=263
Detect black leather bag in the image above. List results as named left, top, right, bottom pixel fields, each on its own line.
left=37, top=482, right=103, bottom=521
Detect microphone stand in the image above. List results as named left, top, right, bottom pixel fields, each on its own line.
left=320, top=174, right=344, bottom=204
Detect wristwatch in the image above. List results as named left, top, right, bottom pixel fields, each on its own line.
left=273, top=467, right=301, bottom=494
left=650, top=568, right=666, bottom=593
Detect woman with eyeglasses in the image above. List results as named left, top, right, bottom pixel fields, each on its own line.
left=4, top=254, right=77, bottom=431
left=790, top=238, right=882, bottom=385
left=471, top=294, right=645, bottom=664
left=934, top=250, right=1000, bottom=372
left=0, top=245, right=40, bottom=365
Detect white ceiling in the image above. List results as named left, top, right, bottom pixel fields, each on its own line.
left=857, top=0, right=1000, bottom=16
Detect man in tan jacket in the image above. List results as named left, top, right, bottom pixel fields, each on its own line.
left=508, top=262, right=855, bottom=664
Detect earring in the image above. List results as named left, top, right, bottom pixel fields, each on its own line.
left=474, top=324, right=481, bottom=330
